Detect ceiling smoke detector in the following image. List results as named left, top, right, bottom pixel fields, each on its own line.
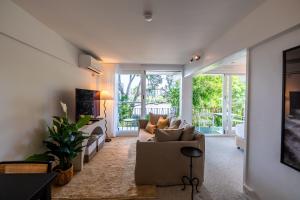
left=144, top=11, right=153, bottom=22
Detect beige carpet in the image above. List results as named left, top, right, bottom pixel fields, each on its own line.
left=53, top=136, right=247, bottom=200
left=156, top=137, right=248, bottom=200
left=52, top=137, right=157, bottom=200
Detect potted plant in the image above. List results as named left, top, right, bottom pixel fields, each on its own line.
left=27, top=102, right=91, bottom=186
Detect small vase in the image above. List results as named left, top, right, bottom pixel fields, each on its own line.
left=54, top=164, right=73, bottom=186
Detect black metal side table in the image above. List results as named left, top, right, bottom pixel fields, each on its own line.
left=181, top=146, right=203, bottom=200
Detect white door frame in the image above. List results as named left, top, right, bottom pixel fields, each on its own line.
left=116, top=70, right=146, bottom=135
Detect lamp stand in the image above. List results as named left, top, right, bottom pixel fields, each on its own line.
left=103, top=100, right=112, bottom=142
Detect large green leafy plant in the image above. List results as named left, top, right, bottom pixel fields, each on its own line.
left=27, top=102, right=91, bottom=170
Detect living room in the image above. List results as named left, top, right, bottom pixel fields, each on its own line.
left=0, top=0, right=300, bottom=200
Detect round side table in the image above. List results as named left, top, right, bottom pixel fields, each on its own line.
left=180, top=146, right=203, bottom=200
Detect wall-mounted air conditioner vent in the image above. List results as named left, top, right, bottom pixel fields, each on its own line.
left=79, top=54, right=103, bottom=74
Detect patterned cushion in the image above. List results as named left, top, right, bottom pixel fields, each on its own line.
left=169, top=118, right=181, bottom=129
left=181, top=126, right=195, bottom=141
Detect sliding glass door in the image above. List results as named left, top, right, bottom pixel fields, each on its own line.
left=145, top=71, right=181, bottom=117
left=192, top=74, right=224, bottom=134
left=192, top=74, right=246, bottom=135
left=117, top=73, right=142, bottom=134
left=117, top=70, right=182, bottom=136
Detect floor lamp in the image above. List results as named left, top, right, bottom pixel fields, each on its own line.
left=101, top=90, right=113, bottom=142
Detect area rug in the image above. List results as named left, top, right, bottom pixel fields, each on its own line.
left=52, top=137, right=157, bottom=200
left=52, top=136, right=248, bottom=200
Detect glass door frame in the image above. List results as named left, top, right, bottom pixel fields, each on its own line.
left=192, top=73, right=245, bottom=135
left=117, top=70, right=146, bottom=135
left=223, top=74, right=246, bottom=135
left=222, top=74, right=233, bottom=134
left=117, top=69, right=182, bottom=135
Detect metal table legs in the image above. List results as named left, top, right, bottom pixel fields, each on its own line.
left=181, top=157, right=200, bottom=200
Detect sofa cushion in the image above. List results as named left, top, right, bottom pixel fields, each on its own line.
left=145, top=122, right=157, bottom=134
left=149, top=112, right=168, bottom=125
left=181, top=126, right=195, bottom=141
left=168, top=118, right=181, bottom=129
left=157, top=116, right=169, bottom=129
left=155, top=128, right=183, bottom=142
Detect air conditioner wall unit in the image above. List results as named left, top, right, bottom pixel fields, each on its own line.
left=79, top=54, right=103, bottom=74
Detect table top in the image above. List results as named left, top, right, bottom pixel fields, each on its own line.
left=181, top=147, right=202, bottom=158
left=0, top=172, right=57, bottom=200
left=123, top=118, right=137, bottom=122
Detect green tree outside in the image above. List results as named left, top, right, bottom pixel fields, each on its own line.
left=192, top=74, right=246, bottom=128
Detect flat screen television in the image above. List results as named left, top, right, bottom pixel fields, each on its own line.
left=75, top=88, right=100, bottom=121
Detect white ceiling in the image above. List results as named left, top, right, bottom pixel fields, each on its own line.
left=13, top=0, right=263, bottom=65
left=204, top=50, right=247, bottom=74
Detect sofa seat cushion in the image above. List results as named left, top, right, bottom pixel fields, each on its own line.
left=155, top=128, right=183, bottom=142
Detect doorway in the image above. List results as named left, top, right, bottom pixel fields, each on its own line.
left=117, top=70, right=182, bottom=136
left=192, top=49, right=248, bottom=197
left=192, top=74, right=246, bottom=135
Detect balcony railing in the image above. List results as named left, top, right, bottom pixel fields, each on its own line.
left=117, top=103, right=177, bottom=131
left=193, top=108, right=244, bottom=134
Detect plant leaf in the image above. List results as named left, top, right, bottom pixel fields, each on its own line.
left=26, top=153, right=55, bottom=162
left=76, top=115, right=91, bottom=129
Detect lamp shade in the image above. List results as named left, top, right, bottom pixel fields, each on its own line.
left=100, top=90, right=113, bottom=100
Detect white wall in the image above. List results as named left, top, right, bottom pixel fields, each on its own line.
left=185, top=0, right=300, bottom=77
left=99, top=63, right=117, bottom=137
left=247, top=26, right=300, bottom=200
left=0, top=0, right=98, bottom=161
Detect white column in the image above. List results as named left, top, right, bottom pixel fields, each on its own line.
left=141, top=70, right=146, bottom=118
left=181, top=75, right=193, bottom=123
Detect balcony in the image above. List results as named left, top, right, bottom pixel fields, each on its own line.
left=193, top=108, right=244, bottom=134
left=117, top=103, right=177, bottom=132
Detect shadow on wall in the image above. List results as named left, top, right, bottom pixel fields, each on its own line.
left=3, top=119, right=47, bottom=160
left=1, top=89, right=78, bottom=161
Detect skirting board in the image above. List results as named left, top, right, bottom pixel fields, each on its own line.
left=243, top=184, right=260, bottom=200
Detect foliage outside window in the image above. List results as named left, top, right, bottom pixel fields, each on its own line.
left=192, top=74, right=246, bottom=128
left=118, top=73, right=181, bottom=128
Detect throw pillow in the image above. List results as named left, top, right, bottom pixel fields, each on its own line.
left=149, top=112, right=168, bottom=125
left=155, top=128, right=183, bottom=142
left=178, top=120, right=186, bottom=129
left=181, top=126, right=195, bottom=141
left=179, top=120, right=192, bottom=129
left=157, top=116, right=169, bottom=129
left=145, top=122, right=157, bottom=134
left=169, top=117, right=181, bottom=129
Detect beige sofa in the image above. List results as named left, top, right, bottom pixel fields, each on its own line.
left=135, top=119, right=205, bottom=186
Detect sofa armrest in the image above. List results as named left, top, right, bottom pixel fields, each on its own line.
left=135, top=140, right=205, bottom=185
left=138, top=119, right=148, bottom=129
left=194, top=132, right=205, bottom=153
